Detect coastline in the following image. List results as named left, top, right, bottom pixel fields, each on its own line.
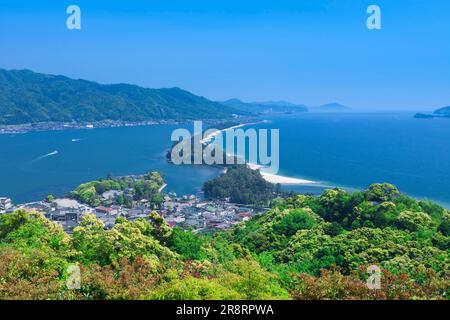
left=199, top=119, right=318, bottom=186
left=0, top=118, right=256, bottom=135
left=247, top=163, right=316, bottom=185
left=0, top=120, right=169, bottom=134
left=3, top=115, right=450, bottom=209
left=200, top=120, right=268, bottom=144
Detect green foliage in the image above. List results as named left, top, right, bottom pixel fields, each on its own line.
left=290, top=268, right=449, bottom=300
left=438, top=212, right=450, bottom=236
left=395, top=210, right=434, bottom=232
left=228, top=184, right=449, bottom=298
left=147, top=211, right=172, bottom=244
left=365, top=183, right=400, bottom=202
left=169, top=228, right=206, bottom=260
left=0, top=69, right=245, bottom=125
left=149, top=275, right=243, bottom=300
left=72, top=214, right=176, bottom=267
left=0, top=182, right=448, bottom=300
left=203, top=165, right=274, bottom=205
left=70, top=172, right=164, bottom=207
left=272, top=209, right=317, bottom=237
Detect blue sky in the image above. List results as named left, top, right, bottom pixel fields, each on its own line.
left=0, top=0, right=449, bottom=111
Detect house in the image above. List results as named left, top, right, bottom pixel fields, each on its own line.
left=139, top=199, right=150, bottom=208
left=167, top=221, right=177, bottom=228
left=102, top=190, right=123, bottom=200
left=95, top=206, right=113, bottom=214
left=0, top=197, right=13, bottom=213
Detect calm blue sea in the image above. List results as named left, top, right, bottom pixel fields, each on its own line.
left=248, top=113, right=450, bottom=207
left=1, top=113, right=449, bottom=207
left=0, top=124, right=221, bottom=203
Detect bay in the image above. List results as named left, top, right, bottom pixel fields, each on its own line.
left=1, top=113, right=449, bottom=208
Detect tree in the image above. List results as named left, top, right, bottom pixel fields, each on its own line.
left=395, top=211, right=434, bottom=232
left=203, top=165, right=274, bottom=205
left=273, top=209, right=317, bottom=237
left=438, top=212, right=450, bottom=236
left=72, top=214, right=113, bottom=265
left=365, top=183, right=400, bottom=202
left=147, top=211, right=172, bottom=244
left=169, top=228, right=206, bottom=260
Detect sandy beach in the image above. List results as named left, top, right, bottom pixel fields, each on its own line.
left=200, top=121, right=316, bottom=185
left=200, top=123, right=249, bottom=144
left=247, top=163, right=316, bottom=185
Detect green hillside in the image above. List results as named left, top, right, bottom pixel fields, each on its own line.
left=0, top=69, right=245, bottom=125
left=0, top=182, right=448, bottom=299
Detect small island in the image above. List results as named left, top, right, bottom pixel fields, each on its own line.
left=414, top=106, right=450, bottom=119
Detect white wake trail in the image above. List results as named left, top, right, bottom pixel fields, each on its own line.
left=31, top=150, right=59, bottom=162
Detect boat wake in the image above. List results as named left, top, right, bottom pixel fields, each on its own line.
left=31, top=150, right=59, bottom=162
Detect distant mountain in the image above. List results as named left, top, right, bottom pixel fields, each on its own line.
left=0, top=69, right=246, bottom=125
left=414, top=106, right=450, bottom=119
left=434, top=106, right=450, bottom=115
left=222, top=99, right=308, bottom=114
left=310, top=103, right=351, bottom=112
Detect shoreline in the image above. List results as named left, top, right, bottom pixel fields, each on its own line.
left=200, top=120, right=268, bottom=144
left=0, top=120, right=170, bottom=135
left=247, top=163, right=317, bottom=185
left=199, top=120, right=318, bottom=186
left=3, top=117, right=450, bottom=209
left=0, top=118, right=256, bottom=135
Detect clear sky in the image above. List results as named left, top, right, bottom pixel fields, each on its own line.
left=0, top=0, right=449, bottom=111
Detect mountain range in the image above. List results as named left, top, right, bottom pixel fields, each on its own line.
left=221, top=98, right=309, bottom=114
left=0, top=69, right=353, bottom=126
left=221, top=99, right=352, bottom=114
left=0, top=69, right=246, bottom=125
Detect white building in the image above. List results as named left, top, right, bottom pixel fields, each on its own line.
left=0, top=197, right=13, bottom=213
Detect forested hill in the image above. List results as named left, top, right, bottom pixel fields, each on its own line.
left=222, top=98, right=308, bottom=114
left=414, top=106, right=450, bottom=119
left=0, top=69, right=246, bottom=125
left=434, top=106, right=450, bottom=115
left=0, top=183, right=448, bottom=299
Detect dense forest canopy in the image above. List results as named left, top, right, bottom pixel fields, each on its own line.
left=0, top=69, right=246, bottom=125
left=70, top=172, right=165, bottom=208
left=202, top=165, right=275, bottom=205
left=0, top=182, right=448, bottom=300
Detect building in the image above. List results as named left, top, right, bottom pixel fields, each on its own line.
left=102, top=190, right=123, bottom=200
left=95, top=206, right=114, bottom=214
left=0, top=197, right=13, bottom=213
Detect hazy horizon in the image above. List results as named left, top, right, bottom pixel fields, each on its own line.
left=1, top=0, right=449, bottom=112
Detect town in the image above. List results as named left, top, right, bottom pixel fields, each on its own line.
left=0, top=190, right=262, bottom=233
